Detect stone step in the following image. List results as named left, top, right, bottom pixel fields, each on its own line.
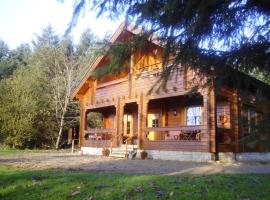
left=113, top=148, right=137, bottom=152
left=111, top=150, right=134, bottom=154
left=109, top=145, right=137, bottom=158
left=120, top=145, right=138, bottom=149
left=110, top=154, right=126, bottom=158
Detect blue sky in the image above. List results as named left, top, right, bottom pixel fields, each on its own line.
left=0, top=0, right=122, bottom=49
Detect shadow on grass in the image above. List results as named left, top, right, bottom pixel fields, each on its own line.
left=0, top=165, right=270, bottom=200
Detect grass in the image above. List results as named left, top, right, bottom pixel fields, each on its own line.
left=0, top=147, right=68, bottom=155
left=0, top=165, right=270, bottom=200
left=0, top=147, right=37, bottom=155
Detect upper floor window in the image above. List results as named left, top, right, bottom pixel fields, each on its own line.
left=187, top=106, right=202, bottom=126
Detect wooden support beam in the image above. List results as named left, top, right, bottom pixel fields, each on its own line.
left=79, top=96, right=86, bottom=147
left=208, top=88, right=216, bottom=153
left=138, top=93, right=148, bottom=149
left=231, top=92, right=240, bottom=153
left=91, top=79, right=97, bottom=105
left=129, top=51, right=136, bottom=99
left=203, top=90, right=211, bottom=146
left=116, top=97, right=124, bottom=146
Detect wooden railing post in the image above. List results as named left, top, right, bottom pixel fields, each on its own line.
left=110, top=138, right=113, bottom=155
left=71, top=139, right=75, bottom=153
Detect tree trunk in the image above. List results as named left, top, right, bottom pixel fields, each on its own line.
left=55, top=116, right=64, bottom=149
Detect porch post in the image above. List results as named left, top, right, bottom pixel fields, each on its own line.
left=138, top=93, right=148, bottom=149
left=202, top=87, right=216, bottom=154
left=231, top=91, right=239, bottom=153
left=79, top=97, right=86, bottom=147
left=202, top=90, right=210, bottom=146
left=116, top=97, right=124, bottom=146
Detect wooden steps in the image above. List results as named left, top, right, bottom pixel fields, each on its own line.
left=110, top=145, right=138, bottom=158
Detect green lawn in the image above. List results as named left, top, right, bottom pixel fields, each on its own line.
left=0, top=165, right=270, bottom=200
left=0, top=147, right=41, bottom=155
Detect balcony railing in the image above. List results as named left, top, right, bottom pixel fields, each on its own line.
left=145, top=125, right=204, bottom=142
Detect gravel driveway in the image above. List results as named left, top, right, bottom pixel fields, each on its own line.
left=1, top=151, right=270, bottom=174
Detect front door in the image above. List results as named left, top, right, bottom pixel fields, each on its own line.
left=123, top=113, right=133, bottom=143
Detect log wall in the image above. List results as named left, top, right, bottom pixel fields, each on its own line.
left=76, top=46, right=244, bottom=153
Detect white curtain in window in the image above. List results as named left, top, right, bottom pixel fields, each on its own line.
left=187, top=107, right=202, bottom=126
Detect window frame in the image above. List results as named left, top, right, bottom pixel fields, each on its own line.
left=186, top=106, right=202, bottom=126
left=242, top=106, right=257, bottom=135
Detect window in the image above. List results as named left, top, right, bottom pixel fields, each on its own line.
left=152, top=119, right=159, bottom=127
left=126, top=115, right=131, bottom=134
left=242, top=107, right=257, bottom=134
left=152, top=114, right=159, bottom=127
left=187, top=106, right=202, bottom=126
left=147, top=113, right=160, bottom=128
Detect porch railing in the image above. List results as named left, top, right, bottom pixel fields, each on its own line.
left=145, top=125, right=204, bottom=142
left=84, top=128, right=116, bottom=141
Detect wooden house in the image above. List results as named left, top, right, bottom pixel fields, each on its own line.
left=72, top=22, right=270, bottom=162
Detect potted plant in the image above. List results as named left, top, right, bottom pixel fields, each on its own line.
left=102, top=147, right=110, bottom=156
left=132, top=136, right=138, bottom=145
left=140, top=147, right=148, bottom=160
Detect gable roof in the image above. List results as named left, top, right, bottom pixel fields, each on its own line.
left=71, top=22, right=150, bottom=100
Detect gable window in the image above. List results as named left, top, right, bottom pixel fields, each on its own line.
left=187, top=106, right=202, bottom=126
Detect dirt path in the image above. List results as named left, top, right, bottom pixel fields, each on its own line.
left=1, top=151, right=270, bottom=174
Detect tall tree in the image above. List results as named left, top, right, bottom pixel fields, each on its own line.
left=32, top=27, right=79, bottom=149
left=0, top=43, right=31, bottom=79
left=0, top=25, right=103, bottom=149
left=0, top=53, right=52, bottom=148
left=68, top=0, right=270, bottom=88
left=0, top=40, right=9, bottom=60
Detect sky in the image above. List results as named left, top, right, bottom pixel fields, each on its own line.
left=0, top=0, right=122, bottom=49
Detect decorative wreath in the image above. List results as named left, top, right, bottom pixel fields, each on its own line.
left=219, top=115, right=229, bottom=124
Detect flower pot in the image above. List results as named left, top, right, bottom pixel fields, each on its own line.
left=140, top=151, right=147, bottom=160
left=102, top=148, right=110, bottom=156
left=132, top=139, right=138, bottom=145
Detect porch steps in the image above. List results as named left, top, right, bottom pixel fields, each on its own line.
left=110, top=145, right=138, bottom=158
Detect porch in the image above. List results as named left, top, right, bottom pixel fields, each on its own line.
left=142, top=95, right=209, bottom=152
left=80, top=87, right=243, bottom=160
left=83, top=106, right=116, bottom=148
left=82, top=94, right=212, bottom=151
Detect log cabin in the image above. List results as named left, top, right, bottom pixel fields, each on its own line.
left=72, top=22, right=270, bottom=162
